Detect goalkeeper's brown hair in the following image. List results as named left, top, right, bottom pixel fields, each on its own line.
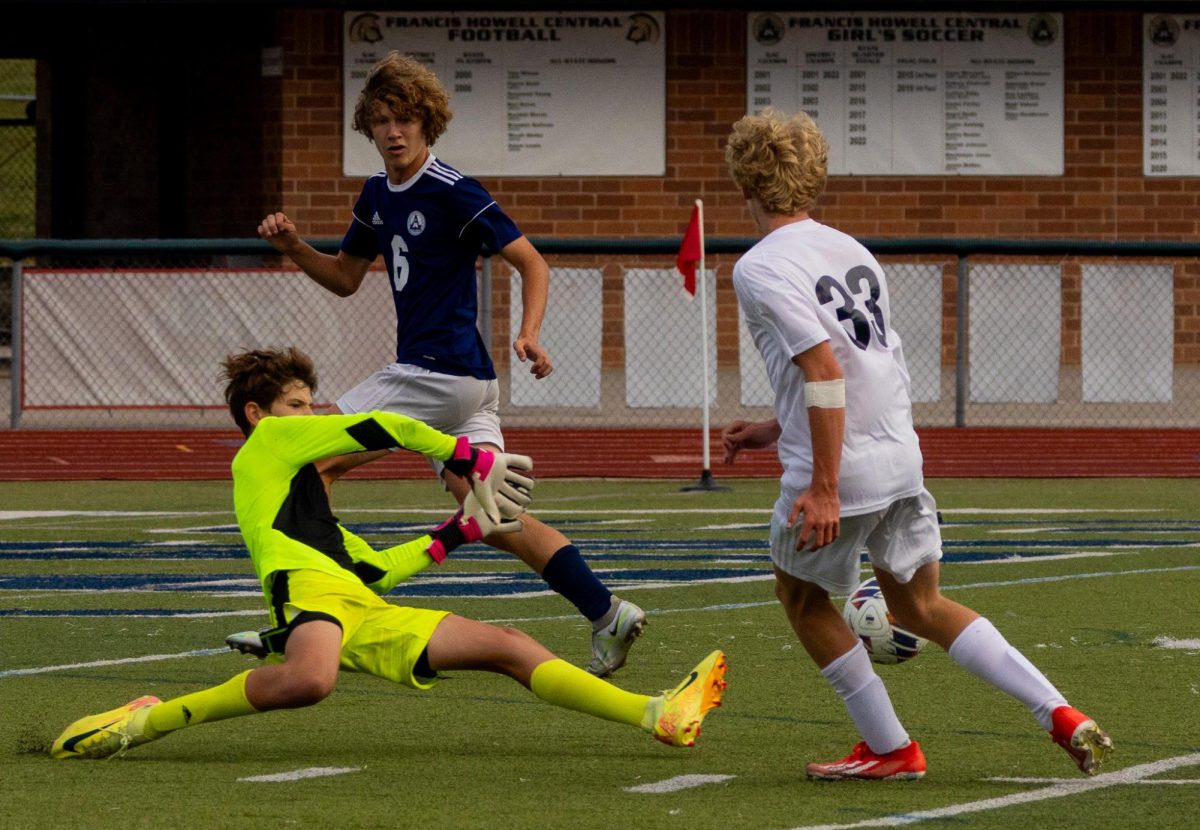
left=222, top=347, right=318, bottom=436
left=352, top=51, right=452, bottom=145
left=725, top=108, right=828, bottom=215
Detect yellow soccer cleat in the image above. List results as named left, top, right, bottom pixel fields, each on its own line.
left=51, top=695, right=162, bottom=760
left=652, top=650, right=727, bottom=747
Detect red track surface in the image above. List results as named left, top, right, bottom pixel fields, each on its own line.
left=0, top=427, right=1196, bottom=480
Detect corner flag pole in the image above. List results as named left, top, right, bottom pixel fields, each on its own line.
left=681, top=198, right=730, bottom=492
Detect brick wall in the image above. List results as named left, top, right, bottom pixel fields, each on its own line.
left=277, top=9, right=1200, bottom=241
left=274, top=9, right=1200, bottom=367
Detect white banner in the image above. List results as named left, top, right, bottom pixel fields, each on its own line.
left=886, top=264, right=943, bottom=403
left=1081, top=265, right=1174, bottom=402
left=738, top=308, right=774, bottom=407
left=344, top=11, right=665, bottom=177
left=747, top=11, right=1064, bottom=175
left=1143, top=14, right=1200, bottom=176
left=23, top=270, right=394, bottom=408
left=969, top=264, right=1060, bottom=403
left=624, top=268, right=716, bottom=407
left=509, top=268, right=602, bottom=407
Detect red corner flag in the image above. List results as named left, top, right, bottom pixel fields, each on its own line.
left=676, top=202, right=702, bottom=297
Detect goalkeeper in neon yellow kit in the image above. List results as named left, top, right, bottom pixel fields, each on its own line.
left=51, top=347, right=726, bottom=760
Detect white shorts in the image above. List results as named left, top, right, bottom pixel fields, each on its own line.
left=770, top=487, right=943, bottom=596
left=336, top=363, right=504, bottom=474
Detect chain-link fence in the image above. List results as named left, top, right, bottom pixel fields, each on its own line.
left=3, top=239, right=1199, bottom=430
left=0, top=59, right=36, bottom=372
left=0, top=60, right=35, bottom=242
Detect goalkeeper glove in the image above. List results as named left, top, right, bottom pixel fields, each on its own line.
left=425, top=491, right=523, bottom=563
left=443, top=436, right=535, bottom=522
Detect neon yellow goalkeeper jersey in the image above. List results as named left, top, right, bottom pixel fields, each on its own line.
left=231, top=411, right=457, bottom=589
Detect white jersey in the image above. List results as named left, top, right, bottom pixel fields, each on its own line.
left=733, top=219, right=925, bottom=515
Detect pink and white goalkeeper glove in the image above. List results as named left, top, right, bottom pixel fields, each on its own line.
left=425, top=492, right=523, bottom=563
left=443, top=436, right=535, bottom=522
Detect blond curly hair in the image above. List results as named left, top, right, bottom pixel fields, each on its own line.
left=352, top=51, right=453, bottom=145
left=725, top=109, right=828, bottom=214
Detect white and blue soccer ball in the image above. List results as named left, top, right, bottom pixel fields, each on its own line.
left=842, top=577, right=928, bottom=665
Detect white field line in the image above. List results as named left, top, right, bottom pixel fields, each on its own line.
left=991, top=527, right=1075, bottom=534
left=0, top=510, right=207, bottom=521
left=786, top=753, right=1200, bottom=830
left=1152, top=636, right=1200, bottom=650
left=941, top=564, right=1200, bottom=592
left=0, top=648, right=228, bottom=677
left=988, top=776, right=1200, bottom=785
left=238, top=766, right=361, bottom=783
left=625, top=774, right=736, bottom=793
left=953, top=550, right=1137, bottom=565
left=941, top=508, right=1162, bottom=515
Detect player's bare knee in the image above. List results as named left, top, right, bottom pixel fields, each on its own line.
left=775, top=576, right=826, bottom=615
left=887, top=597, right=941, bottom=638
left=493, top=626, right=555, bottom=675
left=494, top=624, right=538, bottom=650
left=774, top=575, right=804, bottom=607
left=280, top=673, right=338, bottom=708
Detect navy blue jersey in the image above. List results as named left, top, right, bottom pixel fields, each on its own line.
left=340, top=155, right=522, bottom=379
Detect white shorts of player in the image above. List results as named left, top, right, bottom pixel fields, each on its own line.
left=769, top=487, right=943, bottom=596
left=336, top=362, right=504, bottom=475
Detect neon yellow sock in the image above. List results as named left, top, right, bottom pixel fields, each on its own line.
left=145, top=669, right=258, bottom=736
left=529, top=658, right=654, bottom=730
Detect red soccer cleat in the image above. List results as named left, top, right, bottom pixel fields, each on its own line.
left=806, top=739, right=926, bottom=780
left=1050, top=706, right=1113, bottom=776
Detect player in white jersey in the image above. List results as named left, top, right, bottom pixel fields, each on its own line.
left=253, top=52, right=644, bottom=677
left=722, top=108, right=1112, bottom=780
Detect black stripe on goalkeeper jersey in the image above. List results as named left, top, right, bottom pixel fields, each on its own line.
left=346, top=417, right=401, bottom=451
left=271, top=464, right=355, bottom=572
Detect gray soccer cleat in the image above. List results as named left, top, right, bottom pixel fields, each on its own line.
left=586, top=598, right=646, bottom=677
left=225, top=629, right=269, bottom=659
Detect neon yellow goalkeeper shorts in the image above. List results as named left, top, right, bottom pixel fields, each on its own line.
left=265, top=568, right=449, bottom=690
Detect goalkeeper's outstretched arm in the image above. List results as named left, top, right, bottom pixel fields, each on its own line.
left=350, top=492, right=523, bottom=595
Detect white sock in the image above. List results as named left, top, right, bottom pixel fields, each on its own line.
left=821, top=640, right=910, bottom=755
left=947, top=617, right=1068, bottom=731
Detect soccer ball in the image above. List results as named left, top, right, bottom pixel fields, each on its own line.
left=842, top=577, right=928, bottom=665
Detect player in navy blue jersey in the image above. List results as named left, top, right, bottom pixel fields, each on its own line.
left=256, top=51, right=644, bottom=677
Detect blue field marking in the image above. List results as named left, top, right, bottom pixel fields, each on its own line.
left=0, top=539, right=771, bottom=561
left=950, top=518, right=1200, bottom=528
left=0, top=542, right=254, bottom=560
left=5, top=564, right=1199, bottom=622
left=0, top=565, right=767, bottom=595
left=0, top=573, right=259, bottom=591
left=2, top=515, right=1196, bottom=604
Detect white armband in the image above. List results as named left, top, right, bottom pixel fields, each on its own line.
left=804, top=379, right=845, bottom=409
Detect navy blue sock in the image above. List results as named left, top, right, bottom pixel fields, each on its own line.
left=540, top=545, right=613, bottom=622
